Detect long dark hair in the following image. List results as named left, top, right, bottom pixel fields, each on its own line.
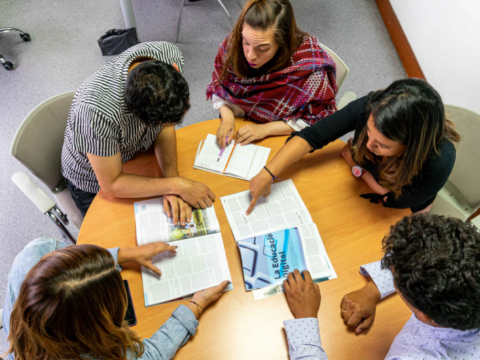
left=353, top=78, right=460, bottom=196
left=220, top=0, right=308, bottom=80
left=6, top=245, right=145, bottom=360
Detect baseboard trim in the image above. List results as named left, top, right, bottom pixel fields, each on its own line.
left=375, top=0, right=426, bottom=80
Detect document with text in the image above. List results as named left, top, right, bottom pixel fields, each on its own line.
left=134, top=198, right=233, bottom=306
left=220, top=180, right=336, bottom=299
left=194, top=134, right=271, bottom=181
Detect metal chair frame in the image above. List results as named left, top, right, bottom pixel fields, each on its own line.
left=0, top=27, right=31, bottom=70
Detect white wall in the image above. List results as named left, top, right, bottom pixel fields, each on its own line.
left=390, top=0, right=480, bottom=114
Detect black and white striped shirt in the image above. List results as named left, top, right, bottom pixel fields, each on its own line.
left=61, top=42, right=184, bottom=193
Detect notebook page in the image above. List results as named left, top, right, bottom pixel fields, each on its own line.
left=224, top=144, right=257, bottom=178
left=194, top=134, right=235, bottom=173
left=246, top=146, right=271, bottom=180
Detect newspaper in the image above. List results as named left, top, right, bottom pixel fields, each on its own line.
left=134, top=198, right=232, bottom=307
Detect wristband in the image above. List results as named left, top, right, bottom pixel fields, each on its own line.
left=188, top=300, right=204, bottom=316
left=263, top=166, right=281, bottom=182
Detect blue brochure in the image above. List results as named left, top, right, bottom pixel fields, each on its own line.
left=237, top=228, right=308, bottom=290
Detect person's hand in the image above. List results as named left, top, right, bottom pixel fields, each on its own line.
left=341, top=138, right=357, bottom=168
left=163, top=195, right=192, bottom=226
left=176, top=178, right=216, bottom=209
left=117, top=242, right=177, bottom=275
left=188, top=280, right=230, bottom=318
left=341, top=281, right=381, bottom=334
left=284, top=270, right=321, bottom=319
left=236, top=124, right=269, bottom=146
left=246, top=169, right=272, bottom=215
left=216, top=117, right=235, bottom=148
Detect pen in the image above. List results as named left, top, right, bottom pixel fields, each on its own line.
left=217, top=130, right=232, bottom=162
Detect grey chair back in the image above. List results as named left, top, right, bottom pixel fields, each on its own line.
left=445, top=105, right=480, bottom=208
left=10, top=91, right=75, bottom=193
left=320, top=43, right=349, bottom=92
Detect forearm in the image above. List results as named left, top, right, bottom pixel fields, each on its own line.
left=361, top=172, right=389, bottom=195
left=263, top=121, right=295, bottom=137
left=104, top=172, right=181, bottom=198
left=265, top=136, right=313, bottom=176
left=155, top=125, right=179, bottom=178
left=219, top=105, right=235, bottom=123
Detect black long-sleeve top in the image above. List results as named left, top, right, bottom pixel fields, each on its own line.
left=290, top=94, right=456, bottom=212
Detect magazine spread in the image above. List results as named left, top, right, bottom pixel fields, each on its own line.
left=134, top=198, right=232, bottom=306
left=220, top=180, right=336, bottom=297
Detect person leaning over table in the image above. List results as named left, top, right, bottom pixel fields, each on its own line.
left=61, top=42, right=215, bottom=224
left=2, top=237, right=229, bottom=360
left=206, top=0, right=338, bottom=148
left=246, top=78, right=460, bottom=215
left=281, top=214, right=480, bottom=360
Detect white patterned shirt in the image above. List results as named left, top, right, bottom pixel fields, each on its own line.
left=61, top=42, right=184, bottom=193
left=283, top=260, right=480, bottom=360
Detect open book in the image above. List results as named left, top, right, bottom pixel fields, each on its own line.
left=220, top=180, right=336, bottom=299
left=134, top=198, right=232, bottom=307
left=194, top=134, right=271, bottom=180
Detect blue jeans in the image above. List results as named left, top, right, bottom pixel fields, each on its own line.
left=65, top=178, right=97, bottom=217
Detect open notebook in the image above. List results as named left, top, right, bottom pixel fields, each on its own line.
left=194, top=134, right=271, bottom=181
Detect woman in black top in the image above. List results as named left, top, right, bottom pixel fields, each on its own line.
left=246, top=79, right=460, bottom=214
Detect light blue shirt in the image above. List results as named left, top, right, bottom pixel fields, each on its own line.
left=284, top=260, right=480, bottom=360
left=3, top=238, right=198, bottom=360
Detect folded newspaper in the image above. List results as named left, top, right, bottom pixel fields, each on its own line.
left=134, top=198, right=233, bottom=306
left=220, top=180, right=336, bottom=299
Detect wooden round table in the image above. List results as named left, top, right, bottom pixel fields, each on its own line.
left=78, top=118, right=411, bottom=360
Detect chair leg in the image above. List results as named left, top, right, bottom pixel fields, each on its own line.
left=0, top=53, right=13, bottom=70
left=0, top=27, right=26, bottom=35
left=47, top=209, right=76, bottom=244
left=216, top=0, right=235, bottom=27
left=175, top=0, right=186, bottom=43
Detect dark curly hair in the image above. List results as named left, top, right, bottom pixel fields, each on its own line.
left=124, top=60, right=190, bottom=126
left=382, top=214, right=480, bottom=330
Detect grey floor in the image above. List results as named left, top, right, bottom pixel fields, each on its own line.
left=0, top=0, right=405, bottom=352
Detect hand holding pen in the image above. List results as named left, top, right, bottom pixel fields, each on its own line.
left=217, top=130, right=232, bottom=162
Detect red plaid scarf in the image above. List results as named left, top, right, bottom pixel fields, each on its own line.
left=206, top=36, right=338, bottom=125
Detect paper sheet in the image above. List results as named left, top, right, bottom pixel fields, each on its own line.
left=142, top=233, right=232, bottom=306
left=220, top=179, right=313, bottom=241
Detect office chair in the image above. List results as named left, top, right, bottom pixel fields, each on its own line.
left=429, top=105, right=480, bottom=228
left=11, top=91, right=83, bottom=243
left=0, top=27, right=31, bottom=70
left=176, top=0, right=235, bottom=42
left=319, top=43, right=356, bottom=110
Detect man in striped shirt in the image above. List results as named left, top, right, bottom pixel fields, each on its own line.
left=61, top=42, right=215, bottom=224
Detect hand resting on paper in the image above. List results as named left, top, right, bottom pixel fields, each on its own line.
left=163, top=194, right=192, bottom=226
left=340, top=280, right=381, bottom=334
left=117, top=242, right=177, bottom=275
left=187, top=280, right=231, bottom=319
left=246, top=168, right=272, bottom=215
left=284, top=269, right=321, bottom=319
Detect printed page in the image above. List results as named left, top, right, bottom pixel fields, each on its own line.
left=237, top=228, right=308, bottom=290
left=141, top=233, right=232, bottom=306
left=221, top=179, right=313, bottom=241
left=194, top=134, right=235, bottom=174
left=134, top=198, right=220, bottom=246
left=296, top=223, right=337, bottom=280
left=224, top=143, right=258, bottom=179
left=246, top=146, right=271, bottom=180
